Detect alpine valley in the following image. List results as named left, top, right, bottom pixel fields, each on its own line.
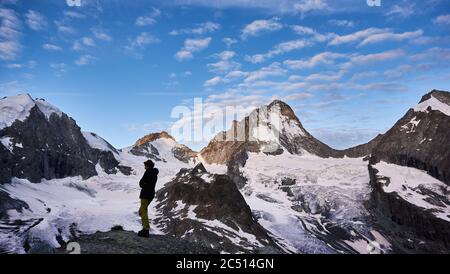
left=0, top=90, right=449, bottom=254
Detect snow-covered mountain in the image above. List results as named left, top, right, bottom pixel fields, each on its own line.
left=0, top=94, right=123, bottom=184
left=368, top=90, right=450, bottom=251
left=0, top=93, right=279, bottom=254
left=0, top=90, right=449, bottom=254
left=199, top=90, right=450, bottom=253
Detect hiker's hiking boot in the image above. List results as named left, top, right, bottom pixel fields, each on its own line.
left=137, top=229, right=149, bottom=238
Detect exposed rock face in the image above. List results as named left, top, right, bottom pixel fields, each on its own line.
left=129, top=131, right=197, bottom=163
left=134, top=131, right=175, bottom=146
left=370, top=90, right=450, bottom=185
left=55, top=229, right=216, bottom=254
left=0, top=95, right=121, bottom=184
left=154, top=163, right=282, bottom=253
left=200, top=100, right=384, bottom=167
left=0, top=190, right=29, bottom=219
left=368, top=165, right=450, bottom=251
left=200, top=100, right=341, bottom=165
left=366, top=90, right=450, bottom=252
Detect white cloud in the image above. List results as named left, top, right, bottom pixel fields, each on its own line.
left=42, top=43, right=62, bottom=51
left=82, top=37, right=96, bottom=47
left=175, top=50, right=193, bottom=61
left=204, top=76, right=222, bottom=87
left=328, top=28, right=388, bottom=46
left=91, top=27, right=112, bottom=41
left=54, top=20, right=75, bottom=34
left=64, top=10, right=85, bottom=19
left=434, top=14, right=450, bottom=25
left=125, top=32, right=160, bottom=58
left=50, top=63, right=68, bottom=75
left=241, top=17, right=282, bottom=39
left=244, top=62, right=286, bottom=83
left=328, top=27, right=423, bottom=47
left=358, top=29, right=423, bottom=47
left=246, top=39, right=312, bottom=63
left=284, top=52, right=346, bottom=70
left=136, top=8, right=161, bottom=26
left=175, top=37, right=212, bottom=61
left=294, top=0, right=328, bottom=16
left=75, top=54, right=95, bottom=66
left=291, top=25, right=335, bottom=42
left=328, top=19, right=354, bottom=28
left=341, top=49, right=405, bottom=70
left=0, top=8, right=22, bottom=61
left=5, top=60, right=36, bottom=69
left=386, top=3, right=415, bottom=18
left=207, top=50, right=241, bottom=74
left=25, top=10, right=47, bottom=31
left=223, top=37, right=237, bottom=47
left=170, top=22, right=220, bottom=36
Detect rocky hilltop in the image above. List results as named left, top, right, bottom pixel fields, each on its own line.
left=154, top=163, right=283, bottom=254
left=0, top=94, right=125, bottom=185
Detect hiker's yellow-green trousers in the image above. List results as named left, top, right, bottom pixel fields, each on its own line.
left=139, top=199, right=150, bottom=230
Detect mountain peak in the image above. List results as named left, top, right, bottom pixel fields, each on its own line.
left=415, top=89, right=450, bottom=116
left=0, top=93, right=63, bottom=130
left=134, top=131, right=175, bottom=146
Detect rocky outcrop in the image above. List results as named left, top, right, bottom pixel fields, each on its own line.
left=200, top=100, right=341, bottom=165
left=129, top=131, right=197, bottom=163
left=200, top=99, right=385, bottom=168
left=0, top=190, right=29, bottom=219
left=0, top=96, right=122, bottom=184
left=54, top=229, right=216, bottom=254
left=368, top=165, right=450, bottom=252
left=134, top=131, right=175, bottom=147
left=153, top=164, right=282, bottom=253
left=369, top=90, right=450, bottom=185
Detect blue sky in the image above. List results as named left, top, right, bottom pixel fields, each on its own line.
left=0, top=0, right=449, bottom=150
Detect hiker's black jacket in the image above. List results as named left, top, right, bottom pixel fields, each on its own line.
left=139, top=168, right=159, bottom=199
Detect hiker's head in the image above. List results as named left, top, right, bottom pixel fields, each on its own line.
left=144, top=160, right=154, bottom=170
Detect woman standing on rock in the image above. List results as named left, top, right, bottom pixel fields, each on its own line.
left=137, top=160, right=159, bottom=238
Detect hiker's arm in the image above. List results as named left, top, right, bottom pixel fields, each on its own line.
left=139, top=172, right=148, bottom=188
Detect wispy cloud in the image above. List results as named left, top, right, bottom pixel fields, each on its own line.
left=240, top=17, right=282, bottom=39
left=328, top=28, right=388, bottom=46
left=54, top=19, right=75, bottom=34
left=175, top=37, right=212, bottom=61
left=245, top=39, right=312, bottom=63
left=91, top=27, right=112, bottom=41
left=135, top=8, right=161, bottom=27
left=386, top=3, right=416, bottom=18
left=291, top=25, right=335, bottom=42
left=75, top=54, right=95, bottom=66
left=63, top=10, right=86, bottom=19
left=125, top=32, right=160, bottom=58
left=284, top=52, right=346, bottom=70
left=294, top=0, right=329, bottom=16
left=0, top=8, right=22, bottom=61
left=328, top=19, right=354, bottom=28
left=358, top=29, right=423, bottom=47
left=329, top=28, right=423, bottom=47
left=25, top=10, right=47, bottom=31
left=50, top=63, right=68, bottom=76
left=207, top=50, right=240, bottom=74
left=223, top=37, right=237, bottom=48
left=170, top=22, right=220, bottom=36
left=204, top=76, right=222, bottom=87
left=434, top=14, right=450, bottom=25
left=42, top=43, right=62, bottom=51
left=5, top=60, right=36, bottom=69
